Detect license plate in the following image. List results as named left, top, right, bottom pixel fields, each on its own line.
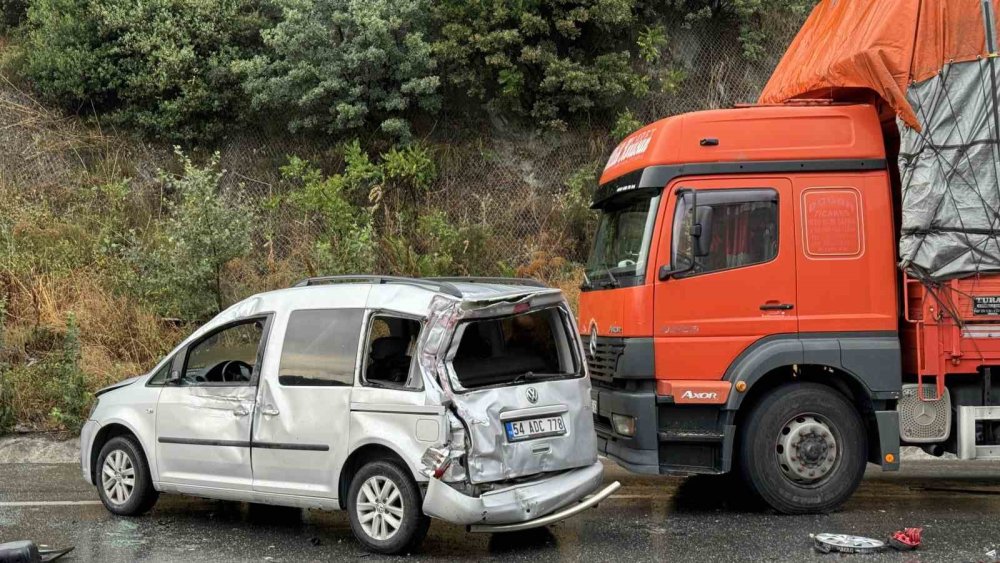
left=504, top=416, right=566, bottom=442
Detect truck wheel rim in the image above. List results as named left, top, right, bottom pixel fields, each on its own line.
left=775, top=414, right=839, bottom=485
left=357, top=475, right=404, bottom=541
left=101, top=450, right=135, bottom=505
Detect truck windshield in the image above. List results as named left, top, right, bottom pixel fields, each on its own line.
left=585, top=189, right=660, bottom=285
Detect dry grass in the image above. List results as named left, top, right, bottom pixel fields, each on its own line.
left=3, top=270, right=182, bottom=428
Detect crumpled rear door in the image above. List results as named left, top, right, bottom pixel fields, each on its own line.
left=419, top=291, right=598, bottom=484
left=452, top=377, right=598, bottom=483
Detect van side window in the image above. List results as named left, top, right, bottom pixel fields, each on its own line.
left=147, top=360, right=171, bottom=386
left=182, top=319, right=266, bottom=386
left=363, top=315, right=423, bottom=390
left=672, top=189, right=778, bottom=276
left=279, top=309, right=364, bottom=386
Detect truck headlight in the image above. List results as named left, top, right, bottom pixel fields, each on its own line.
left=611, top=413, right=636, bottom=437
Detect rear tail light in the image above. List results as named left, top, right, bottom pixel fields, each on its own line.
left=611, top=413, right=636, bottom=437
left=420, top=446, right=453, bottom=479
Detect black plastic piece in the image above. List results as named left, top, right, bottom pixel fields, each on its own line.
left=0, top=541, right=74, bottom=563
left=699, top=138, right=719, bottom=146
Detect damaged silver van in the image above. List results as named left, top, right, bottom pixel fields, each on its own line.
left=80, top=276, right=619, bottom=554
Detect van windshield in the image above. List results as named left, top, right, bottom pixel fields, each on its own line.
left=451, top=308, right=579, bottom=390
left=585, top=189, right=660, bottom=286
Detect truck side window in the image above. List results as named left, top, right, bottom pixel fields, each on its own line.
left=278, top=309, right=364, bottom=386
left=362, top=315, right=423, bottom=391
left=672, top=189, right=778, bottom=276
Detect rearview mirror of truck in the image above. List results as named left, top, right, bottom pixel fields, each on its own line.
left=693, top=206, right=713, bottom=258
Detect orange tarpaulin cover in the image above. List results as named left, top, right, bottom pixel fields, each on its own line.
left=760, top=0, right=995, bottom=130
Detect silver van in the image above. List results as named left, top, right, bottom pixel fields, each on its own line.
left=80, top=276, right=619, bottom=553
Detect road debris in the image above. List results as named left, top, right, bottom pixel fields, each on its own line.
left=888, top=527, right=922, bottom=551
left=811, top=533, right=885, bottom=554
left=0, top=540, right=74, bottom=562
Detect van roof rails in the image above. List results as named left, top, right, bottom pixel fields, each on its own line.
left=291, top=275, right=463, bottom=297
left=426, top=276, right=547, bottom=288
left=290, top=275, right=549, bottom=297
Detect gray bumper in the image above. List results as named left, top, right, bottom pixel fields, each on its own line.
left=422, top=460, right=606, bottom=526
left=592, top=386, right=661, bottom=473
left=80, top=419, right=100, bottom=485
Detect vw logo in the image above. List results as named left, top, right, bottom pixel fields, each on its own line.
left=589, top=323, right=599, bottom=358
left=526, top=387, right=539, bottom=404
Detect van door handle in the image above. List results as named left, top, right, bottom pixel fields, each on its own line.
left=233, top=406, right=249, bottom=417
left=261, top=406, right=280, bottom=417
left=760, top=302, right=794, bottom=311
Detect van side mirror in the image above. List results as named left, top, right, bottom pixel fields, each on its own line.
left=692, top=206, right=713, bottom=258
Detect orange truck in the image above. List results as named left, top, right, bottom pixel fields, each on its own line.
left=581, top=0, right=1000, bottom=513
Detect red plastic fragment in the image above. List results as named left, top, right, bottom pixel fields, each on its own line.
left=889, top=527, right=922, bottom=551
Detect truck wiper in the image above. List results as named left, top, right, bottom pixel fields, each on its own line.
left=601, top=265, right=619, bottom=288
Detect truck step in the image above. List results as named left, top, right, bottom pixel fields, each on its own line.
left=657, top=431, right=725, bottom=443
left=957, top=406, right=1000, bottom=460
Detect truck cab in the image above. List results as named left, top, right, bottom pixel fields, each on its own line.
left=581, top=103, right=905, bottom=513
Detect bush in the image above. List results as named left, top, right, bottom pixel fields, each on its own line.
left=0, top=0, right=27, bottom=31
left=22, top=0, right=268, bottom=143
left=279, top=151, right=378, bottom=276
left=239, top=0, right=440, bottom=141
left=0, top=299, right=14, bottom=436
left=432, top=0, right=647, bottom=128
left=48, top=314, right=89, bottom=433
left=668, top=0, right=814, bottom=61
left=126, top=150, right=254, bottom=320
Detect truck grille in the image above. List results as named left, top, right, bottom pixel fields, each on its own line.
left=584, top=337, right=624, bottom=383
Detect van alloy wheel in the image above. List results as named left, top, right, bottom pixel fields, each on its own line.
left=775, top=413, right=839, bottom=484
left=356, top=475, right=404, bottom=541
left=101, top=449, right=135, bottom=505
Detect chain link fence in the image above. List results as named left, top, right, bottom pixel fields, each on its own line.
left=1, top=13, right=807, bottom=279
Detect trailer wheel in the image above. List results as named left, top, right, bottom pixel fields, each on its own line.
left=738, top=383, right=867, bottom=514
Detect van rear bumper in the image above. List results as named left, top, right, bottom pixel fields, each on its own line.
left=422, top=460, right=608, bottom=526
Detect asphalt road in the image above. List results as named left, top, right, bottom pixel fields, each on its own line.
left=2, top=460, right=1000, bottom=562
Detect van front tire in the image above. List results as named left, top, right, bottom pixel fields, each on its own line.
left=96, top=435, right=159, bottom=516
left=738, top=383, right=867, bottom=514
left=347, top=460, right=429, bottom=554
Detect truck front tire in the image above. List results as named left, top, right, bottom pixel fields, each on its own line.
left=738, top=382, right=867, bottom=514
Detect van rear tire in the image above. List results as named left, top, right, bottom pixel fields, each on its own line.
left=347, top=460, right=429, bottom=554
left=738, top=383, right=867, bottom=514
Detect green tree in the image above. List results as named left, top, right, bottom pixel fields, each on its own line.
left=666, top=0, right=815, bottom=61
left=433, top=0, right=646, bottom=129
left=239, top=0, right=440, bottom=141
left=127, top=150, right=254, bottom=320
left=23, top=0, right=269, bottom=143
